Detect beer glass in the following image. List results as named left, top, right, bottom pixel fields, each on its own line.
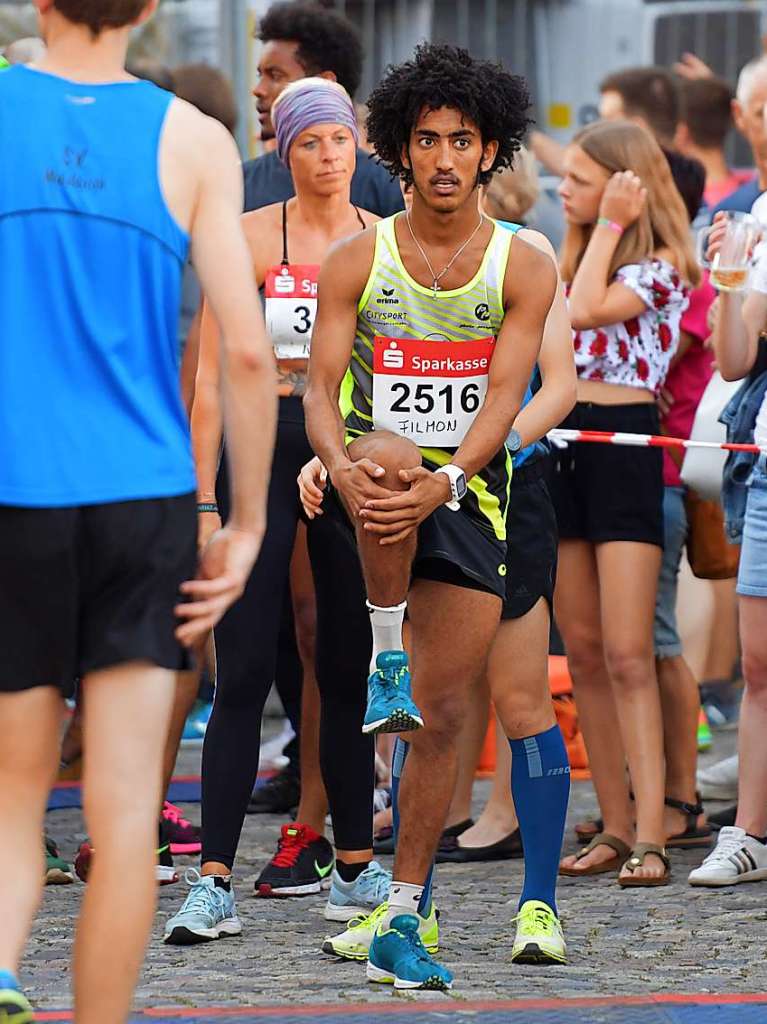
left=697, top=211, right=761, bottom=292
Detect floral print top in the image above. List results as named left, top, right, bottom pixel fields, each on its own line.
left=571, top=259, right=689, bottom=395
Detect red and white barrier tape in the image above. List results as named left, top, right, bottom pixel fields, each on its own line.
left=548, top=428, right=767, bottom=456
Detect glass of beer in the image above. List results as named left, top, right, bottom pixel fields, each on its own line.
left=697, top=211, right=761, bottom=292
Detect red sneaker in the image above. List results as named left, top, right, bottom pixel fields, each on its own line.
left=162, top=801, right=202, bottom=855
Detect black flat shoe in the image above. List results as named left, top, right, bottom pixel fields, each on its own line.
left=436, top=828, right=523, bottom=863
left=247, top=767, right=300, bottom=815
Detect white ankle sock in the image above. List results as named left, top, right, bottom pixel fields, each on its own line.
left=384, top=880, right=424, bottom=927
left=367, top=601, right=406, bottom=674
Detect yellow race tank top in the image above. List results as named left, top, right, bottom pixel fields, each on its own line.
left=342, top=214, right=514, bottom=541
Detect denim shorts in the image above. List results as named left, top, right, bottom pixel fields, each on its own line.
left=737, top=454, right=767, bottom=598
left=654, top=486, right=687, bottom=658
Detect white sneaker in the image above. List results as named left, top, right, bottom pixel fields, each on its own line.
left=688, top=826, right=767, bottom=887
left=696, top=754, right=739, bottom=801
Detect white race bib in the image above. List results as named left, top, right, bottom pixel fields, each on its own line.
left=372, top=335, right=495, bottom=447
left=264, top=264, right=319, bottom=359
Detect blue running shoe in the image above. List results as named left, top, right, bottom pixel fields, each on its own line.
left=367, top=913, right=453, bottom=990
left=163, top=869, right=242, bottom=945
left=181, top=700, right=213, bottom=744
left=362, top=652, right=424, bottom=735
left=324, top=860, right=391, bottom=922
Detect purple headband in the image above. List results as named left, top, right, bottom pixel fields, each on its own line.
left=273, top=78, right=359, bottom=166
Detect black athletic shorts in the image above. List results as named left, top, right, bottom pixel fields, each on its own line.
left=549, top=401, right=664, bottom=548
left=327, top=488, right=507, bottom=600
left=0, top=493, right=197, bottom=693
left=502, top=456, right=558, bottom=620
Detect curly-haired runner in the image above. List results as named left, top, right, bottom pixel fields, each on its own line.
left=304, top=43, right=559, bottom=988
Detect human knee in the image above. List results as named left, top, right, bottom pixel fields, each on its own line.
left=418, top=689, right=468, bottom=739
left=348, top=431, right=421, bottom=491
left=742, top=646, right=767, bottom=696
left=604, top=647, right=654, bottom=690
left=560, top=630, right=604, bottom=682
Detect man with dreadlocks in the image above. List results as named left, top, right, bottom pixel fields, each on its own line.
left=305, top=43, right=561, bottom=989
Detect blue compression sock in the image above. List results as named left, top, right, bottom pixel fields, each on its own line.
left=509, top=724, right=570, bottom=915
left=0, top=970, right=19, bottom=990
left=391, top=737, right=434, bottom=916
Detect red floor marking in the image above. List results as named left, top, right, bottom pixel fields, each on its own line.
left=33, top=992, right=767, bottom=1021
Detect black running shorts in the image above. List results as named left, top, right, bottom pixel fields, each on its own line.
left=549, top=402, right=664, bottom=548
left=327, top=486, right=507, bottom=600
left=0, top=493, right=197, bottom=693
left=502, top=456, right=558, bottom=620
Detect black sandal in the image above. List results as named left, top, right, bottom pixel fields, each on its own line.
left=665, top=795, right=712, bottom=849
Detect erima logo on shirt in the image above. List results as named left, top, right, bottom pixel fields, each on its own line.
left=377, top=287, right=399, bottom=306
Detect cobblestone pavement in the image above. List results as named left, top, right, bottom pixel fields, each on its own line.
left=29, top=731, right=767, bottom=1015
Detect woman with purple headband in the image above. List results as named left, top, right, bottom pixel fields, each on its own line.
left=165, top=78, right=386, bottom=946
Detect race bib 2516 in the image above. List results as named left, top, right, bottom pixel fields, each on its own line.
left=372, top=335, right=495, bottom=447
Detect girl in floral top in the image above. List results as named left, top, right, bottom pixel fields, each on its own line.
left=553, top=120, right=699, bottom=888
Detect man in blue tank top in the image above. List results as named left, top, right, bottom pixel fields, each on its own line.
left=0, top=2, right=276, bottom=1020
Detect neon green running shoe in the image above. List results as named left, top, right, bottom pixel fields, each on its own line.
left=0, top=985, right=34, bottom=1023
left=697, top=708, right=713, bottom=753
left=322, top=899, right=438, bottom=961
left=511, top=900, right=567, bottom=965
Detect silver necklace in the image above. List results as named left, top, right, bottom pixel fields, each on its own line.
left=406, top=210, right=486, bottom=298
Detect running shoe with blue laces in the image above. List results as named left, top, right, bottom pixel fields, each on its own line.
left=323, top=900, right=439, bottom=960
left=367, top=913, right=452, bottom=990
left=362, top=651, right=424, bottom=735
left=163, top=869, right=242, bottom=945
left=324, top=861, right=391, bottom=921
left=511, top=900, right=567, bottom=965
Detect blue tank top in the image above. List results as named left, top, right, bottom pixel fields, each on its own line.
left=0, top=66, right=195, bottom=506
left=497, top=220, right=548, bottom=469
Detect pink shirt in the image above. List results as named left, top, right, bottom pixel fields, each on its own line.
left=572, top=259, right=689, bottom=395
left=704, top=170, right=755, bottom=210
left=661, top=274, right=716, bottom=487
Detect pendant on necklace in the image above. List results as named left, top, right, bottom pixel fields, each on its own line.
left=432, top=281, right=440, bottom=298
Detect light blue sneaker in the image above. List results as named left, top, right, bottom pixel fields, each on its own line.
left=163, top=869, right=242, bottom=945
left=323, top=860, right=391, bottom=922
left=362, top=651, right=424, bottom=735
left=367, top=913, right=453, bottom=990
left=181, top=700, right=213, bottom=744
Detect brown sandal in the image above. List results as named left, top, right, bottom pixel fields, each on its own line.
left=618, top=843, right=671, bottom=888
left=559, top=832, right=631, bottom=877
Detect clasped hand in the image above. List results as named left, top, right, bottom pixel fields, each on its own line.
left=358, top=466, right=451, bottom=546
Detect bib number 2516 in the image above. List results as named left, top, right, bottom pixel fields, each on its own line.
left=372, top=336, right=494, bottom=447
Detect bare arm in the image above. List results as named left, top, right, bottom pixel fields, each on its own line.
left=304, top=233, right=374, bottom=476
left=568, top=172, right=649, bottom=329
left=712, top=290, right=767, bottom=381
left=175, top=118, right=276, bottom=645
left=189, top=121, right=276, bottom=538
left=512, top=229, right=577, bottom=446
left=451, top=238, right=557, bottom=480
left=707, top=213, right=767, bottom=381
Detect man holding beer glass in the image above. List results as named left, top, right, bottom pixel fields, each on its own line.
left=689, top=212, right=767, bottom=887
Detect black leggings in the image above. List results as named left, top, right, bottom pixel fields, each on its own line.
left=200, top=398, right=374, bottom=867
